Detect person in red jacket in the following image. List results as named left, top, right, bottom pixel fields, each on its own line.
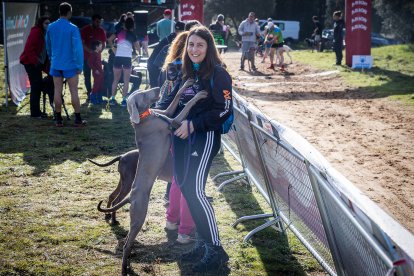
left=80, top=14, right=106, bottom=102
left=20, top=16, right=51, bottom=118
left=87, top=40, right=104, bottom=104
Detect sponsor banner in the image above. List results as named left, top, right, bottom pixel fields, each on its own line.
left=179, top=0, right=203, bottom=23
left=345, top=0, right=372, bottom=66
left=352, top=55, right=373, bottom=69
left=4, top=2, right=38, bottom=105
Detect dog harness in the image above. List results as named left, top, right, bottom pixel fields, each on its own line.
left=139, top=108, right=152, bottom=120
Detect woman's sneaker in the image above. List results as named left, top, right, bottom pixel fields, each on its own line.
left=176, top=234, right=194, bottom=244
left=121, top=99, right=127, bottom=107
left=109, top=98, right=117, bottom=106
left=192, top=244, right=229, bottom=273
left=74, top=119, right=87, bottom=128
left=180, top=241, right=205, bottom=262
left=165, top=220, right=178, bottom=231
left=55, top=119, right=63, bottom=127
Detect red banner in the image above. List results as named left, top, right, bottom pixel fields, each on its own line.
left=179, top=0, right=203, bottom=24
left=345, top=0, right=372, bottom=66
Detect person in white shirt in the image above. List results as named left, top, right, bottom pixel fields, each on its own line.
left=238, top=12, right=260, bottom=71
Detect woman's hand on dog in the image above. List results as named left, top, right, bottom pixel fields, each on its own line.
left=174, top=119, right=194, bottom=139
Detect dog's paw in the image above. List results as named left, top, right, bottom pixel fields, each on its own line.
left=197, top=90, right=208, bottom=99
left=183, top=78, right=195, bottom=88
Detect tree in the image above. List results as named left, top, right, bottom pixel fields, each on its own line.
left=205, top=0, right=328, bottom=42
left=325, top=0, right=344, bottom=27
left=274, top=0, right=327, bottom=41
left=204, top=0, right=275, bottom=31
left=373, top=0, right=414, bottom=42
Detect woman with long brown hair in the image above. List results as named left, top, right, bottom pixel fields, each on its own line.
left=160, top=25, right=233, bottom=272
left=156, top=31, right=189, bottom=106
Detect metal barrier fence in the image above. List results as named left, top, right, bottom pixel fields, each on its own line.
left=215, top=90, right=414, bottom=275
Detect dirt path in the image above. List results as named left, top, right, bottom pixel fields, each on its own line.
left=222, top=51, right=414, bottom=233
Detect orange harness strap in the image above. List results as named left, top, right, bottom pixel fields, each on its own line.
left=139, top=109, right=151, bottom=120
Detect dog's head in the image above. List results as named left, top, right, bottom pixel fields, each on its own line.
left=127, top=87, right=160, bottom=125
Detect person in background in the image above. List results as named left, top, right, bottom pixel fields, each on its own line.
left=157, top=31, right=188, bottom=101
left=312, top=15, right=323, bottom=52
left=80, top=14, right=106, bottom=102
left=184, top=20, right=202, bottom=32
left=262, top=17, right=273, bottom=37
left=261, top=21, right=274, bottom=63
left=102, top=46, right=142, bottom=99
left=157, top=9, right=174, bottom=41
left=108, top=17, right=139, bottom=107
left=209, top=14, right=230, bottom=51
left=45, top=2, right=85, bottom=127
left=238, top=12, right=260, bottom=71
left=333, top=11, right=345, bottom=65
left=154, top=31, right=196, bottom=245
left=88, top=40, right=104, bottom=104
left=158, top=25, right=232, bottom=273
left=137, top=34, right=149, bottom=57
left=147, top=21, right=185, bottom=88
left=20, top=15, right=51, bottom=118
left=268, top=21, right=285, bottom=69
left=114, top=13, right=126, bottom=33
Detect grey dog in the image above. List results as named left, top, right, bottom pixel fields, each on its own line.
left=93, top=81, right=207, bottom=274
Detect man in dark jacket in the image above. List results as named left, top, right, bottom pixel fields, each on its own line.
left=312, top=15, right=323, bottom=52
left=147, top=21, right=185, bottom=88
left=333, top=11, right=345, bottom=65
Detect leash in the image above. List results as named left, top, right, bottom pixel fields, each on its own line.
left=172, top=120, right=196, bottom=188
left=181, top=121, right=196, bottom=185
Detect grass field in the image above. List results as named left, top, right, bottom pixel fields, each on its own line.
left=1, top=44, right=413, bottom=275
left=294, top=44, right=414, bottom=104
left=0, top=47, right=322, bottom=275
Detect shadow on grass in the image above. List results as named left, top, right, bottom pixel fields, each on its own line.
left=0, top=96, right=137, bottom=175
left=94, top=223, right=229, bottom=275
left=209, top=152, right=309, bottom=275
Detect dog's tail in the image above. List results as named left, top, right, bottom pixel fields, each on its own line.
left=97, top=197, right=130, bottom=213
left=88, top=156, right=121, bottom=167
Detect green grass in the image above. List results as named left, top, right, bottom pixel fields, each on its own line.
left=0, top=48, right=324, bottom=274
left=294, top=44, right=414, bottom=104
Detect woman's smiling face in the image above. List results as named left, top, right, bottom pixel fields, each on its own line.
left=187, top=34, right=207, bottom=64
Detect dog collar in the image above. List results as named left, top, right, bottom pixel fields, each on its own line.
left=139, top=109, right=151, bottom=120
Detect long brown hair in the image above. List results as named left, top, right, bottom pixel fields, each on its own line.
left=162, top=31, right=189, bottom=71
left=181, top=25, right=223, bottom=80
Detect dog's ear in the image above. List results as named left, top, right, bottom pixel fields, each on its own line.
left=127, top=93, right=140, bottom=124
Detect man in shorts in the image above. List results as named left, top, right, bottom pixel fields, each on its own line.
left=46, top=2, right=85, bottom=127
left=268, top=23, right=285, bottom=69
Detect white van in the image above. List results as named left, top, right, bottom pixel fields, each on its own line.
left=258, top=19, right=300, bottom=43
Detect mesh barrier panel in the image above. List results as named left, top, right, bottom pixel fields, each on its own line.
left=317, top=176, right=391, bottom=276
left=251, top=124, right=336, bottom=271
left=224, top=91, right=414, bottom=276
left=221, top=125, right=241, bottom=163
left=232, top=107, right=268, bottom=199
